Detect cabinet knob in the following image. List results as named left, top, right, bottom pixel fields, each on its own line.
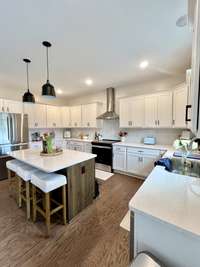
left=87, top=122, right=90, bottom=127
left=7, top=107, right=9, bottom=112
left=155, top=120, right=157, bottom=125
left=2, top=107, right=4, bottom=112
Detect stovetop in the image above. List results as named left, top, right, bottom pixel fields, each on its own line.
left=92, top=139, right=120, bottom=145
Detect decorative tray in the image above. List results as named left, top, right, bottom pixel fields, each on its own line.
left=40, top=150, right=63, bottom=157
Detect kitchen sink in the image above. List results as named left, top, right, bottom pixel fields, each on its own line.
left=171, top=157, right=200, bottom=178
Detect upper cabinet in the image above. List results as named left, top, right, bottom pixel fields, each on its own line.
left=70, top=105, right=82, bottom=127
left=120, top=96, right=145, bottom=128
left=0, top=99, right=23, bottom=114
left=173, top=83, right=188, bottom=128
left=46, top=105, right=62, bottom=128
left=81, top=103, right=102, bottom=128
left=61, top=106, right=71, bottom=128
left=24, top=103, right=47, bottom=128
left=144, top=92, right=172, bottom=128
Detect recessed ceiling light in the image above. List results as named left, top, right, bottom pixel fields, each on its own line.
left=140, top=61, right=149, bottom=69
left=85, top=79, right=93, bottom=86
left=56, top=88, right=63, bottom=94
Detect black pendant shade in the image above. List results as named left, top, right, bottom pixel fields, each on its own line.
left=22, top=58, right=35, bottom=103
left=42, top=41, right=56, bottom=98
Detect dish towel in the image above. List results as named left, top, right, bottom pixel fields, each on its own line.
left=154, top=158, right=172, bottom=172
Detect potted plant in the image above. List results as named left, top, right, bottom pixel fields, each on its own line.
left=42, top=133, right=53, bottom=154
left=119, top=131, right=128, bottom=142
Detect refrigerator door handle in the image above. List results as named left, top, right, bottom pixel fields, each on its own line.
left=7, top=115, right=10, bottom=142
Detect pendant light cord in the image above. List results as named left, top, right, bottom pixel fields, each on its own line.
left=46, top=47, right=49, bottom=81
left=26, top=62, right=29, bottom=91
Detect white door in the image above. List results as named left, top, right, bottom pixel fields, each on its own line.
left=144, top=95, right=158, bottom=127
left=157, top=92, right=172, bottom=127
left=132, top=96, right=145, bottom=127
left=141, top=155, right=158, bottom=177
left=119, top=98, right=132, bottom=127
left=61, top=106, right=71, bottom=127
left=46, top=106, right=62, bottom=128
left=24, top=103, right=47, bottom=128
left=70, top=106, right=82, bottom=127
left=4, top=100, right=23, bottom=114
left=173, top=84, right=188, bottom=128
left=113, top=151, right=126, bottom=171
left=82, top=103, right=97, bottom=128
left=126, top=153, right=142, bottom=175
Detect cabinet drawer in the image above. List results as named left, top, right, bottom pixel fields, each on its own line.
left=127, top=147, right=161, bottom=157
left=113, top=146, right=126, bottom=153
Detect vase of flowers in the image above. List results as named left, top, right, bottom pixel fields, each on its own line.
left=42, top=133, right=53, bottom=154
left=119, top=131, right=128, bottom=142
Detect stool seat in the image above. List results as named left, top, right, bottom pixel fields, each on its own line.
left=6, top=160, right=26, bottom=172
left=31, top=172, right=67, bottom=193
left=17, top=164, right=38, bottom=182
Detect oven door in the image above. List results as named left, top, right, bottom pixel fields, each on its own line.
left=92, top=145, right=112, bottom=166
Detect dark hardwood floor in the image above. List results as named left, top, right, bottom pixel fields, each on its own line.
left=0, top=174, right=142, bottom=267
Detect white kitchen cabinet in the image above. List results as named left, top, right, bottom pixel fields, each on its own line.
left=145, top=92, right=172, bottom=128
left=126, top=152, right=143, bottom=174
left=113, top=145, right=161, bottom=178
left=70, top=105, right=82, bottom=127
left=81, top=103, right=102, bottom=128
left=119, top=96, right=144, bottom=128
left=113, top=146, right=126, bottom=171
left=24, top=103, right=47, bottom=128
left=144, top=95, right=158, bottom=127
left=0, top=99, right=23, bottom=114
left=173, top=84, right=188, bottom=128
left=61, top=106, right=71, bottom=127
left=46, top=105, right=62, bottom=128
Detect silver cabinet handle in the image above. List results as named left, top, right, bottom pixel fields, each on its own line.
left=7, top=107, right=9, bottom=112
left=157, top=120, right=160, bottom=126
left=74, top=122, right=77, bottom=127
left=172, top=119, right=175, bottom=125
left=155, top=120, right=157, bottom=125
left=87, top=122, right=90, bottom=127
left=128, top=121, right=132, bottom=126
left=2, top=106, right=4, bottom=112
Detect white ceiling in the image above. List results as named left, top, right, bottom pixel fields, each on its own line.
left=0, top=0, right=191, bottom=99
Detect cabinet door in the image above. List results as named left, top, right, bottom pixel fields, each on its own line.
left=70, top=106, right=82, bottom=127
left=113, top=151, right=126, bottom=171
left=132, top=96, right=145, bottom=127
left=144, top=95, right=158, bottom=127
left=4, top=100, right=23, bottom=114
left=46, top=106, right=62, bottom=128
left=24, top=103, right=47, bottom=128
left=126, top=153, right=143, bottom=175
left=119, top=98, right=132, bottom=127
left=141, top=155, right=158, bottom=177
left=82, top=103, right=98, bottom=128
left=0, top=99, right=4, bottom=112
left=157, top=92, right=172, bottom=127
left=173, top=84, right=188, bottom=128
left=24, top=103, right=36, bottom=128
left=61, top=107, right=71, bottom=127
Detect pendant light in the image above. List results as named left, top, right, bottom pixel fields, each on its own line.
left=42, top=41, right=56, bottom=98
left=22, top=58, right=35, bottom=103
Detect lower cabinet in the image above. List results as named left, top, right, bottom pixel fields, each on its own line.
left=65, top=140, right=92, bottom=153
left=113, top=146, right=161, bottom=178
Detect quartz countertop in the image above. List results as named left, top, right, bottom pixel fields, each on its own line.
left=64, top=138, right=93, bottom=143
left=10, top=148, right=96, bottom=173
left=113, top=142, right=173, bottom=151
left=129, top=165, right=200, bottom=239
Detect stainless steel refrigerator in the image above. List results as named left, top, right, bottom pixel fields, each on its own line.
left=0, top=113, right=29, bottom=180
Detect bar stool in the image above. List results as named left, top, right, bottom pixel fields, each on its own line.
left=6, top=159, right=26, bottom=197
left=16, top=164, right=39, bottom=220
left=31, top=171, right=67, bottom=236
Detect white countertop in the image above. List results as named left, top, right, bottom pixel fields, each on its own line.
left=64, top=138, right=93, bottom=143
left=129, top=165, right=200, bottom=239
left=113, top=142, right=173, bottom=151
left=10, top=148, right=96, bottom=173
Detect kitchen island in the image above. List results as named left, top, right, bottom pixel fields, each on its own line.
left=10, top=148, right=96, bottom=221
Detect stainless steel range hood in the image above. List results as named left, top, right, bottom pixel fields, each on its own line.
left=96, top=87, right=119, bottom=120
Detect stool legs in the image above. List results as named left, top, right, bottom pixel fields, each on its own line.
left=25, top=181, right=31, bottom=220
left=45, top=192, right=50, bottom=237
left=18, top=176, right=22, bottom=208
left=62, top=185, right=67, bottom=225
left=32, top=185, right=36, bottom=222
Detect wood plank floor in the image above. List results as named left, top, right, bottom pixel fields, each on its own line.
left=0, top=174, right=142, bottom=267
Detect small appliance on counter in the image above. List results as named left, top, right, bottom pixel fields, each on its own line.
left=63, top=130, right=71, bottom=139
left=31, top=132, right=41, bottom=142
left=143, top=136, right=156, bottom=145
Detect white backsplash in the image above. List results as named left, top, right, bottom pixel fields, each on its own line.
left=29, top=128, right=64, bottom=141
left=71, top=121, right=182, bottom=145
